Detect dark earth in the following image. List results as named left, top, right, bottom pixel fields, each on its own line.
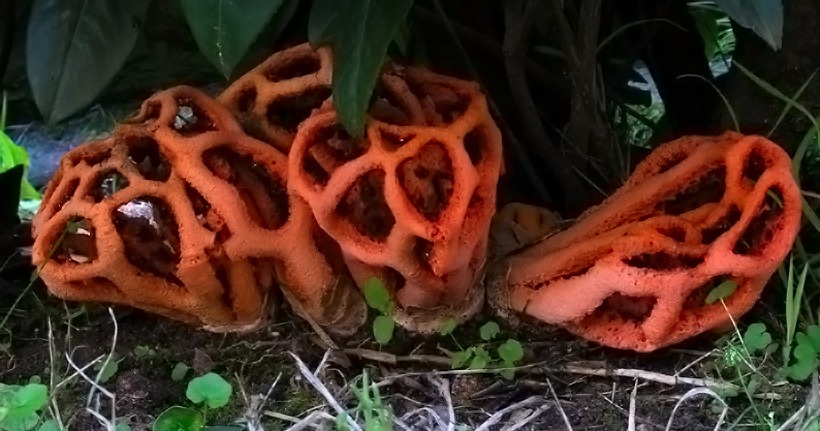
left=0, top=249, right=810, bottom=430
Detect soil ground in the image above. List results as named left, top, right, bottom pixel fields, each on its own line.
left=0, top=260, right=810, bottom=431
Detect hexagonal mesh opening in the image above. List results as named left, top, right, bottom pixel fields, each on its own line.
left=733, top=188, right=784, bottom=256
left=336, top=170, right=395, bottom=241
left=264, top=53, right=322, bottom=82
left=398, top=142, right=454, bottom=220
left=92, top=170, right=129, bottom=202
left=303, top=123, right=369, bottom=186
left=660, top=167, right=726, bottom=216
left=203, top=147, right=290, bottom=230
left=55, top=217, right=97, bottom=264
left=586, top=293, right=657, bottom=325
left=114, top=197, right=182, bottom=285
left=173, top=98, right=217, bottom=135
left=266, top=87, right=331, bottom=132
left=126, top=136, right=171, bottom=182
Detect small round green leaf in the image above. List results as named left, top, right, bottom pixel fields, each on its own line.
left=171, top=363, right=190, bottom=382
left=705, top=280, right=737, bottom=304
left=116, top=423, right=133, bottom=431
left=438, top=318, right=457, bottom=336
left=373, top=315, right=395, bottom=345
left=363, top=278, right=390, bottom=313
left=499, top=369, right=515, bottom=380
left=186, top=373, right=233, bottom=409
left=787, top=344, right=817, bottom=381
left=742, top=323, right=771, bottom=354
left=450, top=348, right=474, bottom=369
left=498, top=339, right=524, bottom=364
left=153, top=406, right=204, bottom=431
left=469, top=347, right=490, bottom=370
left=133, top=345, right=156, bottom=358
left=94, top=358, right=119, bottom=384
left=37, top=420, right=61, bottom=431
left=805, top=325, right=820, bottom=353
left=9, top=383, right=48, bottom=415
left=0, top=414, right=39, bottom=431
left=479, top=322, right=500, bottom=341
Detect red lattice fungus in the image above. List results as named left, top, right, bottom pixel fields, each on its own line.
left=494, top=132, right=801, bottom=351
left=289, top=66, right=503, bottom=331
left=217, top=43, right=333, bottom=153
left=31, top=86, right=365, bottom=333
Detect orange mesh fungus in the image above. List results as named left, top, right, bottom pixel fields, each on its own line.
left=288, top=66, right=503, bottom=331
left=217, top=43, right=333, bottom=153
left=31, top=86, right=365, bottom=333
left=498, top=132, right=801, bottom=351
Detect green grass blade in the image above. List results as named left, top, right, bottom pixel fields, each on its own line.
left=733, top=61, right=820, bottom=181
left=678, top=74, right=739, bottom=132
left=1, top=92, right=6, bottom=130
left=734, top=62, right=819, bottom=131
left=768, top=69, right=817, bottom=137
left=597, top=19, right=684, bottom=55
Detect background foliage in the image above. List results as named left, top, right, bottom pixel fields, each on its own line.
left=0, top=0, right=798, bottom=210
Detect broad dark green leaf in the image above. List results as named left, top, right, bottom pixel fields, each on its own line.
left=715, top=0, right=782, bottom=50
left=180, top=0, right=283, bottom=78
left=26, top=0, right=151, bottom=124
left=308, top=0, right=414, bottom=136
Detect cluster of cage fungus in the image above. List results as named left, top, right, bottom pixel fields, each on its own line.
left=492, top=132, right=801, bottom=351
left=288, top=65, right=503, bottom=331
left=31, top=86, right=366, bottom=333
left=31, top=41, right=802, bottom=352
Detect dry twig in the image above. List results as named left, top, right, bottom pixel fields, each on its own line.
left=551, top=363, right=742, bottom=393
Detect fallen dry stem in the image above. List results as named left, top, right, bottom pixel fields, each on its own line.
left=664, top=387, right=728, bottom=431
left=288, top=351, right=363, bottom=431
left=474, top=396, right=551, bottom=431
left=596, top=391, right=664, bottom=430
left=430, top=375, right=456, bottom=431
left=628, top=379, right=638, bottom=431
left=282, top=288, right=339, bottom=350
left=545, top=377, right=574, bottom=431
left=551, top=363, right=741, bottom=393
left=340, top=347, right=452, bottom=367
